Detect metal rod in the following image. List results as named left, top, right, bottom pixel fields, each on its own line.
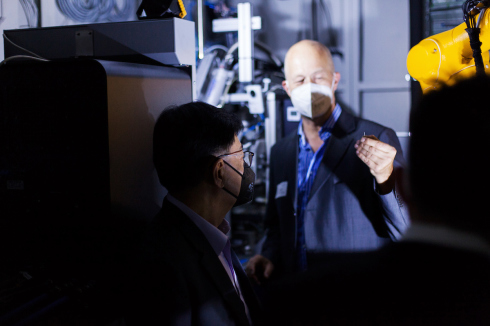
left=197, top=0, right=204, bottom=59
left=238, top=2, right=253, bottom=83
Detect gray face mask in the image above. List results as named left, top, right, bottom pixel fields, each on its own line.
left=222, top=161, right=255, bottom=207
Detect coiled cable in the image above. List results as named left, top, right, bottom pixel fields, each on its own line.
left=55, top=0, right=135, bottom=23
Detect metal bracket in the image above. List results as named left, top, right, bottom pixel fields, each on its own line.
left=75, top=30, right=94, bottom=57
left=286, top=106, right=301, bottom=122
left=224, top=84, right=264, bottom=114
left=211, top=3, right=260, bottom=83
left=212, top=16, right=262, bottom=33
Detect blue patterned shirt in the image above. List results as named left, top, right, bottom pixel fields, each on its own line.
left=296, top=104, right=342, bottom=271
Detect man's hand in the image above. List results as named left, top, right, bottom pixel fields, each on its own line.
left=355, top=135, right=396, bottom=193
left=245, top=254, right=274, bottom=285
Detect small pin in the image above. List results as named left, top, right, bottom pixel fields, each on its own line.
left=363, top=132, right=366, bottom=136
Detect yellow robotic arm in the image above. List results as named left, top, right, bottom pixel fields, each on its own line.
left=407, top=8, right=490, bottom=93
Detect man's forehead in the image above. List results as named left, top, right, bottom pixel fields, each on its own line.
left=285, top=49, right=333, bottom=78
left=290, top=66, right=330, bottom=78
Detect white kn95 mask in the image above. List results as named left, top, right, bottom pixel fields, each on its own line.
left=289, top=78, right=335, bottom=119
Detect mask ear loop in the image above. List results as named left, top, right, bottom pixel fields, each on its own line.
left=221, top=160, right=244, bottom=200
left=222, top=187, right=239, bottom=199
left=222, top=160, right=244, bottom=177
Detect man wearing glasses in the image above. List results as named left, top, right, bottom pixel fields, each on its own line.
left=124, top=101, right=261, bottom=326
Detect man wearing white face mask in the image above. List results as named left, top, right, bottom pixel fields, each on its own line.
left=246, top=40, right=409, bottom=282
left=288, top=73, right=336, bottom=119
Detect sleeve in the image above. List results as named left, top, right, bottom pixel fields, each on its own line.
left=375, top=128, right=410, bottom=240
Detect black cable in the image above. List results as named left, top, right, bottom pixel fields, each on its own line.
left=312, top=0, right=318, bottom=41
left=319, top=0, right=334, bottom=44
left=462, top=0, right=489, bottom=76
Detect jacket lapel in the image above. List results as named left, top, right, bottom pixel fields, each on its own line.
left=232, top=250, right=262, bottom=322
left=309, top=111, right=356, bottom=199
left=199, top=251, right=251, bottom=326
left=283, top=133, right=300, bottom=206
left=169, top=200, right=251, bottom=326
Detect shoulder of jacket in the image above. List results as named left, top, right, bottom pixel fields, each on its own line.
left=271, top=131, right=297, bottom=151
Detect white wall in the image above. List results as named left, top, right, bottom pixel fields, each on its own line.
left=0, top=1, right=29, bottom=61
left=41, top=0, right=77, bottom=27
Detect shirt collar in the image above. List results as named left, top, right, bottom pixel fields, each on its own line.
left=298, top=103, right=342, bottom=147
left=402, top=222, right=490, bottom=256
left=166, top=194, right=229, bottom=256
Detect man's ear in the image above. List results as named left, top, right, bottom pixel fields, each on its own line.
left=282, top=80, right=291, bottom=97
left=212, top=159, right=226, bottom=188
left=333, top=72, right=341, bottom=92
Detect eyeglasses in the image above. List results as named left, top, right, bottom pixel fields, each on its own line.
left=218, top=149, right=254, bottom=167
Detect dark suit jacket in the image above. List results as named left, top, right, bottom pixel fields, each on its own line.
left=262, top=109, right=409, bottom=276
left=124, top=198, right=261, bottom=326
left=262, top=241, right=490, bottom=325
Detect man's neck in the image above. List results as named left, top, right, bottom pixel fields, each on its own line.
left=172, top=188, right=229, bottom=228
left=302, top=102, right=335, bottom=135
left=301, top=104, right=334, bottom=152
